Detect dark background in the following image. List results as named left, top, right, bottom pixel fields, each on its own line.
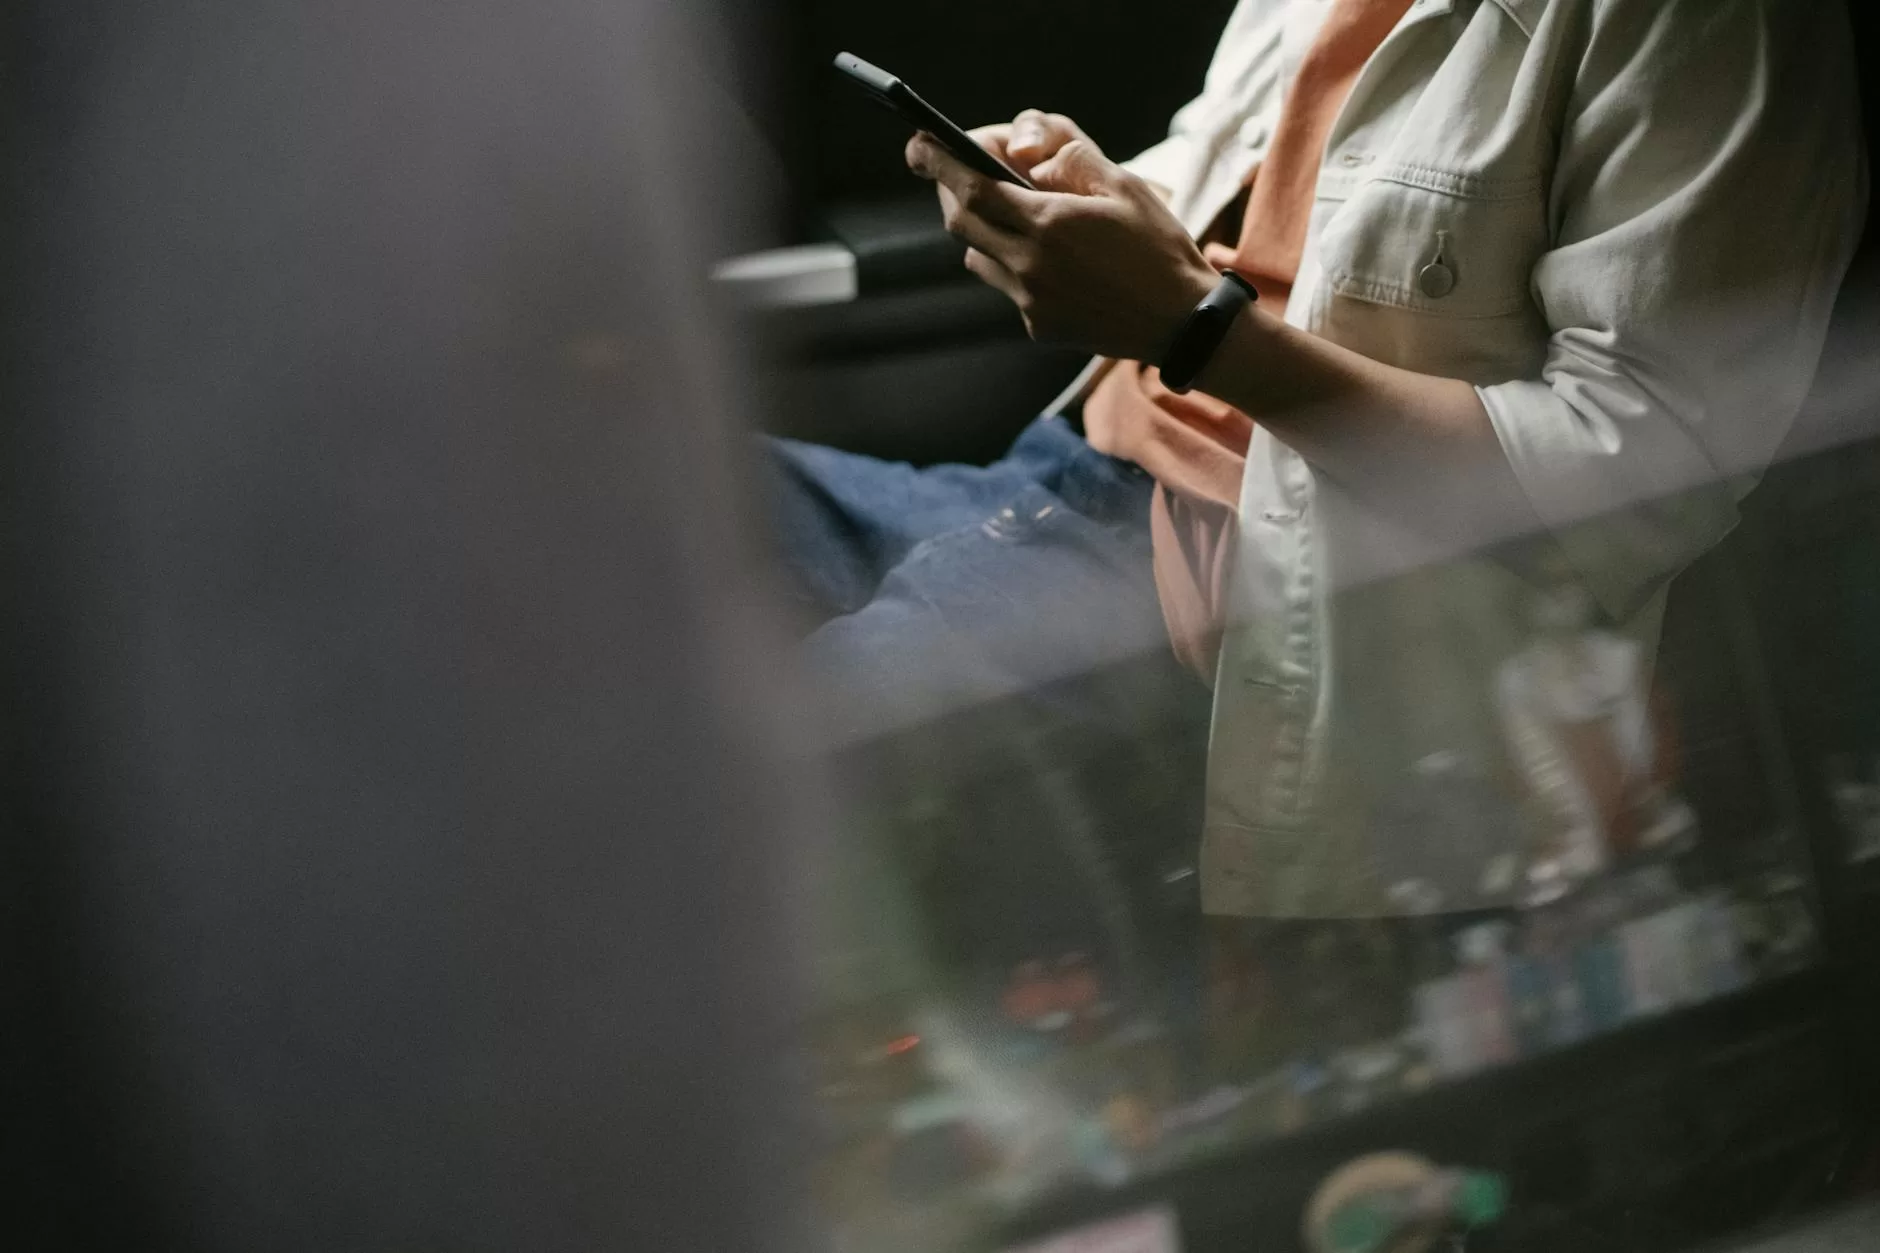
left=737, top=0, right=1240, bottom=226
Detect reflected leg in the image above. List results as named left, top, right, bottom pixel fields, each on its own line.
left=795, top=420, right=1211, bottom=1002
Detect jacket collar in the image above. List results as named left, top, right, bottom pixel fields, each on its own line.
left=1482, top=0, right=1547, bottom=39
left=1400, top=0, right=1546, bottom=39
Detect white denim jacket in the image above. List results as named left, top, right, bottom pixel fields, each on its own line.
left=1102, top=0, right=1868, bottom=917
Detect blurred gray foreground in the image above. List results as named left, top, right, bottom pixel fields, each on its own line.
left=4, top=2, right=809, bottom=1250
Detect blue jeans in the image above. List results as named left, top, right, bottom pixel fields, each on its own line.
left=766, top=415, right=1210, bottom=989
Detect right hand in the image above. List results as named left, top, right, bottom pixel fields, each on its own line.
left=905, top=112, right=1215, bottom=361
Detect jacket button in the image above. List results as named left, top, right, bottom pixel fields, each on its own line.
left=1418, top=260, right=1456, bottom=298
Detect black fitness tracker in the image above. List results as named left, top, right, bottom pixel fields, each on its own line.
left=1159, top=269, right=1258, bottom=395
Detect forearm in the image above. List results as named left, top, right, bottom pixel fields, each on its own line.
left=1192, top=305, right=1536, bottom=549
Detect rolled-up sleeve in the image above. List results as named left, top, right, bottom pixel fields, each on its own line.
left=1477, top=0, right=1867, bottom=621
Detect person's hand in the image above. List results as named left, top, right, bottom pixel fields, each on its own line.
left=971, top=110, right=1171, bottom=197
left=963, top=109, right=1083, bottom=179
left=906, top=114, right=1216, bottom=363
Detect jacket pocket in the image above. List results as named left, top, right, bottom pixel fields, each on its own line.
left=1317, top=163, right=1547, bottom=320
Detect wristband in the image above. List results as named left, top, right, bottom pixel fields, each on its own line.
left=1158, top=269, right=1258, bottom=395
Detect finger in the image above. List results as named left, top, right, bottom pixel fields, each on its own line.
left=936, top=183, right=1032, bottom=269
left=967, top=122, right=1016, bottom=164
left=1007, top=109, right=1086, bottom=167
left=964, top=246, right=1026, bottom=307
left=905, top=130, right=938, bottom=178
left=914, top=138, right=1039, bottom=232
left=1028, top=137, right=1119, bottom=197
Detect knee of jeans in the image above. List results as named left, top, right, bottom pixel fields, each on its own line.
left=811, top=607, right=1050, bottom=748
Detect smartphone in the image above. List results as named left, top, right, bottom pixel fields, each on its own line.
left=833, top=52, right=1037, bottom=190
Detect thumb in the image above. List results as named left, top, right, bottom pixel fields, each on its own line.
left=1028, top=137, right=1115, bottom=196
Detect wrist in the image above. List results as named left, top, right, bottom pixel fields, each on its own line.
left=1158, top=262, right=1220, bottom=349
left=1158, top=267, right=1259, bottom=394
left=1191, top=299, right=1273, bottom=398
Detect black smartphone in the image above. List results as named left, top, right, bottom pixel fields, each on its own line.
left=833, top=52, right=1037, bottom=190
